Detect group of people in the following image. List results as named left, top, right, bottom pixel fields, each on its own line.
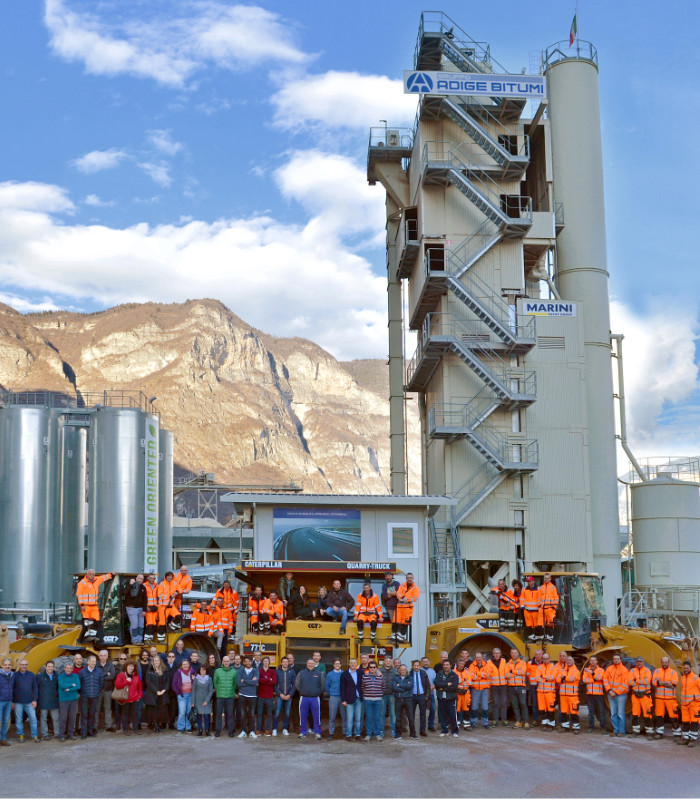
left=76, top=568, right=419, bottom=652
left=491, top=573, right=561, bottom=642
left=2, top=644, right=699, bottom=750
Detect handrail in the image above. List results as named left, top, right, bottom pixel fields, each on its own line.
left=451, top=462, right=500, bottom=522
left=368, top=126, right=414, bottom=150
left=442, top=96, right=530, bottom=159
left=422, top=141, right=533, bottom=222
left=543, top=40, right=598, bottom=69
left=0, top=389, right=158, bottom=414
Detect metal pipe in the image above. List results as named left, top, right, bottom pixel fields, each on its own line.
left=611, top=334, right=647, bottom=482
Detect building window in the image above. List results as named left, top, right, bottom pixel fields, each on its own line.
left=388, top=523, right=417, bottom=557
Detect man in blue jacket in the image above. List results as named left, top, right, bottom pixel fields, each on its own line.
left=325, top=658, right=344, bottom=738
left=237, top=656, right=259, bottom=738
left=0, top=657, right=15, bottom=746
left=340, top=658, right=363, bottom=741
left=79, top=654, right=104, bottom=738
left=13, top=659, right=39, bottom=743
left=37, top=660, right=60, bottom=740
left=273, top=655, right=296, bottom=736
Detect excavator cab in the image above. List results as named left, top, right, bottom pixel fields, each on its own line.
left=72, top=573, right=141, bottom=647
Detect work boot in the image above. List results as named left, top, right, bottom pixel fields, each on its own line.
left=687, top=741, right=696, bottom=748
left=523, top=723, right=530, bottom=730
left=513, top=722, right=522, bottom=729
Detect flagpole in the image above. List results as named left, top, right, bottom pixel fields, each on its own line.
left=576, top=0, right=580, bottom=56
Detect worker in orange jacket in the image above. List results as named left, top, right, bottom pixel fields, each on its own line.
left=454, top=658, right=471, bottom=730
left=492, top=578, right=519, bottom=630
left=652, top=657, right=681, bottom=740
left=209, top=598, right=234, bottom=655
left=521, top=575, right=543, bottom=642
left=214, top=580, right=239, bottom=637
left=551, top=651, right=568, bottom=728
left=679, top=661, right=700, bottom=748
left=506, top=648, right=529, bottom=728
left=582, top=655, right=607, bottom=733
left=468, top=653, right=494, bottom=729
left=143, top=573, right=160, bottom=643
left=263, top=591, right=285, bottom=635
left=392, top=573, right=420, bottom=643
left=628, top=656, right=654, bottom=740
left=557, top=656, right=581, bottom=734
left=539, top=573, right=559, bottom=642
left=535, top=653, right=558, bottom=730
left=190, top=602, right=211, bottom=635
left=354, top=582, right=382, bottom=642
left=248, top=586, right=268, bottom=633
left=172, top=565, right=192, bottom=617
left=488, top=647, right=509, bottom=727
left=75, top=570, right=113, bottom=640
left=603, top=654, right=630, bottom=736
left=527, top=649, right=544, bottom=725
left=156, top=571, right=179, bottom=643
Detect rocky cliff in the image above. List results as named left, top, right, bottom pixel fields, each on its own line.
left=0, top=299, right=421, bottom=494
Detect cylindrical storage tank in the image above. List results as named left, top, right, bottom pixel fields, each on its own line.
left=0, top=406, right=57, bottom=605
left=631, top=476, right=700, bottom=610
left=545, top=43, right=622, bottom=614
left=158, top=428, right=174, bottom=576
left=88, top=408, right=159, bottom=574
left=58, top=422, right=88, bottom=602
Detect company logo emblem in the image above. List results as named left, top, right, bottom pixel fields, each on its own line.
left=406, top=72, right=434, bottom=93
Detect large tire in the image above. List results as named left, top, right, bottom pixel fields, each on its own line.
left=448, top=633, right=521, bottom=663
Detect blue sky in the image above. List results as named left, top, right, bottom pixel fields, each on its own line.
left=1, top=0, right=699, bottom=458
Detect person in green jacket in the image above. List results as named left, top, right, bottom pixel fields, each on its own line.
left=57, top=663, right=81, bottom=742
left=213, top=655, right=238, bottom=738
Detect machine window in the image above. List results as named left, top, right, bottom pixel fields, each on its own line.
left=388, top=523, right=417, bottom=557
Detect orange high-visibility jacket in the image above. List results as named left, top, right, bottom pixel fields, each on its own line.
left=494, top=588, right=519, bottom=612
left=76, top=574, right=112, bottom=607
left=528, top=658, right=544, bottom=684
left=603, top=664, right=630, bottom=696
left=488, top=658, right=509, bottom=687
left=520, top=588, right=541, bottom=612
left=209, top=607, right=234, bottom=636
left=536, top=663, right=558, bottom=693
left=539, top=582, right=560, bottom=609
left=157, top=579, right=178, bottom=606
left=652, top=667, right=679, bottom=698
left=248, top=595, right=265, bottom=619
left=680, top=672, right=700, bottom=706
left=190, top=605, right=211, bottom=633
left=173, top=573, right=192, bottom=595
left=467, top=662, right=494, bottom=691
left=507, top=658, right=528, bottom=687
left=558, top=665, right=581, bottom=696
left=263, top=598, right=285, bottom=624
left=355, top=592, right=381, bottom=618
left=628, top=666, right=653, bottom=694
left=214, top=587, right=239, bottom=614
left=582, top=666, right=605, bottom=696
left=396, top=582, right=420, bottom=608
left=552, top=661, right=568, bottom=686
left=144, top=582, right=159, bottom=609
left=456, top=668, right=471, bottom=692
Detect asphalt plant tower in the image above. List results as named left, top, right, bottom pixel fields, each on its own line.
left=368, top=13, right=622, bottom=620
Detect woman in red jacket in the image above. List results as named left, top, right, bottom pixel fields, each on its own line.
left=114, top=660, right=143, bottom=735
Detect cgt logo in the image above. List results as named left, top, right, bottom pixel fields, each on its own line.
left=307, top=623, right=321, bottom=629
left=406, top=72, right=434, bottom=93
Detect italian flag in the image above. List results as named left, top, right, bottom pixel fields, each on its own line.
left=569, top=13, right=577, bottom=46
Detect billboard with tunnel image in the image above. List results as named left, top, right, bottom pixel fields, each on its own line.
left=273, top=507, right=361, bottom=561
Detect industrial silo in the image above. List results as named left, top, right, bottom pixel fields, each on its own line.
left=631, top=476, right=700, bottom=607
left=158, top=428, right=174, bottom=576
left=57, top=420, right=88, bottom=602
left=0, top=406, right=58, bottom=606
left=87, top=407, right=160, bottom=574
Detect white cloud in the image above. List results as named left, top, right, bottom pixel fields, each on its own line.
left=138, top=162, right=172, bottom=187
left=44, top=0, right=309, bottom=88
left=147, top=129, right=182, bottom=156
left=271, top=71, right=417, bottom=131
left=0, top=181, right=74, bottom=213
left=0, top=292, right=60, bottom=313
left=72, top=148, right=128, bottom=173
left=84, top=193, right=116, bottom=207
left=0, top=159, right=387, bottom=360
left=610, top=298, right=700, bottom=456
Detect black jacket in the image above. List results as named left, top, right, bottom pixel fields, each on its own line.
left=326, top=588, right=355, bottom=612
left=122, top=580, right=148, bottom=611
left=340, top=669, right=364, bottom=704
left=410, top=668, right=431, bottom=696
left=434, top=669, right=459, bottom=700
left=144, top=668, right=170, bottom=706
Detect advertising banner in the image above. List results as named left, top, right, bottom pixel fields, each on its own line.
left=144, top=418, right=159, bottom=573
left=273, top=507, right=361, bottom=561
left=404, top=70, right=546, bottom=99
left=523, top=301, right=577, bottom=317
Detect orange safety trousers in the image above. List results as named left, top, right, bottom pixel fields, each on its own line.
left=456, top=691, right=471, bottom=713
left=542, top=607, right=556, bottom=627
left=158, top=606, right=179, bottom=626
left=537, top=691, right=555, bottom=714
left=655, top=697, right=679, bottom=720
left=631, top=694, right=653, bottom=718
left=81, top=605, right=101, bottom=622
left=523, top=609, right=543, bottom=628
left=681, top=701, right=700, bottom=725
left=560, top=695, right=579, bottom=715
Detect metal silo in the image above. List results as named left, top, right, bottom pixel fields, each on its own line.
left=0, top=406, right=57, bottom=606
left=87, top=407, right=160, bottom=574
left=158, top=428, right=174, bottom=576
left=57, top=420, right=88, bottom=602
left=631, top=476, right=700, bottom=604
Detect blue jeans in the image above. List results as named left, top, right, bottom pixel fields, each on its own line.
left=380, top=695, right=396, bottom=737
left=273, top=696, right=293, bottom=731
left=126, top=606, right=144, bottom=643
left=470, top=688, right=490, bottom=727
left=428, top=689, right=437, bottom=727
left=324, top=607, right=348, bottom=632
left=0, top=700, right=12, bottom=741
left=14, top=703, right=39, bottom=739
left=609, top=692, right=626, bottom=734
left=177, top=694, right=192, bottom=731
left=364, top=699, right=382, bottom=737
left=344, top=698, right=363, bottom=737
left=328, top=695, right=346, bottom=735
left=529, top=685, right=539, bottom=722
